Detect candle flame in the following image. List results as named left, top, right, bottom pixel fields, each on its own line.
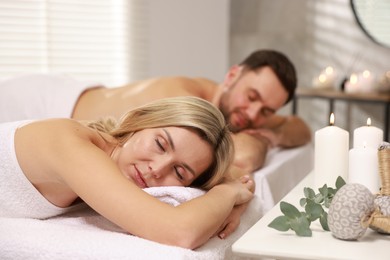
left=330, top=113, right=335, bottom=125
left=350, top=74, right=358, bottom=84
left=362, top=70, right=370, bottom=78
left=325, top=66, right=333, bottom=75
left=367, top=118, right=371, bottom=126
left=319, top=74, right=326, bottom=83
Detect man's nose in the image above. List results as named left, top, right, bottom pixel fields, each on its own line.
left=246, top=102, right=263, bottom=121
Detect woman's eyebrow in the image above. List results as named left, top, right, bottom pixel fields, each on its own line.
left=163, top=129, right=175, bottom=151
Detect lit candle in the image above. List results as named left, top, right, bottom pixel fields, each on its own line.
left=348, top=143, right=380, bottom=193
left=353, top=118, right=383, bottom=149
left=344, top=73, right=359, bottom=93
left=359, top=70, right=374, bottom=93
left=314, top=113, right=349, bottom=189
left=312, top=66, right=336, bottom=89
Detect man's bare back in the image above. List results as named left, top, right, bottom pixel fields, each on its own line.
left=73, top=77, right=217, bottom=120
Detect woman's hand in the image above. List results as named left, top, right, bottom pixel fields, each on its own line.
left=213, top=203, right=247, bottom=239
left=211, top=175, right=254, bottom=239
left=222, top=175, right=254, bottom=206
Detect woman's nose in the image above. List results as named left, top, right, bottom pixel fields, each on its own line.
left=149, top=161, right=169, bottom=179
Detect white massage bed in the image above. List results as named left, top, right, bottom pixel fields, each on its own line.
left=0, top=144, right=313, bottom=260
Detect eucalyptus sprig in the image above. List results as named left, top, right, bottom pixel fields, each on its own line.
left=268, top=176, right=346, bottom=237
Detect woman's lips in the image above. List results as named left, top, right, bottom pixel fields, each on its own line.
left=133, top=165, right=148, bottom=188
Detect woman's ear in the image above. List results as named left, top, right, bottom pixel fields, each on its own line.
left=222, top=65, right=243, bottom=90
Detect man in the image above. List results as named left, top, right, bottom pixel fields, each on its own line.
left=0, top=50, right=311, bottom=237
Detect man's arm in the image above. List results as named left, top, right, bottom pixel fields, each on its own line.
left=263, top=114, right=312, bottom=148
left=231, top=115, right=311, bottom=172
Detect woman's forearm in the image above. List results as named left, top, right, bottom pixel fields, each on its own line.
left=168, top=184, right=239, bottom=249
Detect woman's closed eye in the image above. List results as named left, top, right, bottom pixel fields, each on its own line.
left=155, top=137, right=166, bottom=152
left=174, top=166, right=184, bottom=180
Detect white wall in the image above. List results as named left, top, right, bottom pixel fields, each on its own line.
left=147, top=0, right=229, bottom=81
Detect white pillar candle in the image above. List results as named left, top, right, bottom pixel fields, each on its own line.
left=348, top=145, right=380, bottom=193
left=353, top=118, right=383, bottom=149
left=314, top=113, right=349, bottom=189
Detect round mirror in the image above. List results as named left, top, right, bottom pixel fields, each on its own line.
left=351, top=0, right=390, bottom=48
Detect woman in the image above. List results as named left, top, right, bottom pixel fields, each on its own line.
left=0, top=96, right=253, bottom=249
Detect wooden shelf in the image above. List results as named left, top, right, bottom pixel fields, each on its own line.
left=296, top=88, right=390, bottom=103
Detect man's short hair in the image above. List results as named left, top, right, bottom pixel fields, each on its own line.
left=240, top=50, right=297, bottom=104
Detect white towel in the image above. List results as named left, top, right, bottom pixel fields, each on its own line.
left=143, top=186, right=206, bottom=206
left=0, top=186, right=263, bottom=260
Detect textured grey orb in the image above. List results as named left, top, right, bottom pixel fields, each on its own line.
left=328, top=183, right=375, bottom=240
left=374, top=195, right=390, bottom=216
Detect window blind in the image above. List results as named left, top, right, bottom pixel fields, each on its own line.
left=0, top=0, right=149, bottom=86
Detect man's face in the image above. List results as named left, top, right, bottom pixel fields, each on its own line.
left=218, top=66, right=288, bottom=132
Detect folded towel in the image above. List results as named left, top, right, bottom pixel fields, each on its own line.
left=143, top=186, right=206, bottom=206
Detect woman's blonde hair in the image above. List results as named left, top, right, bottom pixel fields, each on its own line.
left=88, top=96, right=234, bottom=190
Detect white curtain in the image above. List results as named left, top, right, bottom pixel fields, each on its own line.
left=0, top=0, right=149, bottom=86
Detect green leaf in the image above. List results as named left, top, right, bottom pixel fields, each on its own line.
left=320, top=211, right=329, bottom=231
left=268, top=216, right=290, bottom=232
left=304, top=187, right=315, bottom=199
left=335, top=176, right=346, bottom=190
left=305, top=200, right=324, bottom=221
left=313, top=194, right=324, bottom=204
left=290, top=215, right=312, bottom=237
left=319, top=185, right=329, bottom=197
left=323, top=197, right=332, bottom=208
left=294, top=226, right=312, bottom=237
left=299, top=198, right=307, bottom=207
left=280, top=201, right=301, bottom=218
left=327, top=187, right=337, bottom=197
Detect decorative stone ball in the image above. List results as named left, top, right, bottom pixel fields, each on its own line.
left=328, top=183, right=375, bottom=240
left=374, top=195, right=390, bottom=216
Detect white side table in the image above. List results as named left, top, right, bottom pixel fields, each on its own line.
left=232, top=172, right=389, bottom=260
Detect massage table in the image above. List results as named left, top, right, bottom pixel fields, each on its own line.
left=0, top=143, right=313, bottom=259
